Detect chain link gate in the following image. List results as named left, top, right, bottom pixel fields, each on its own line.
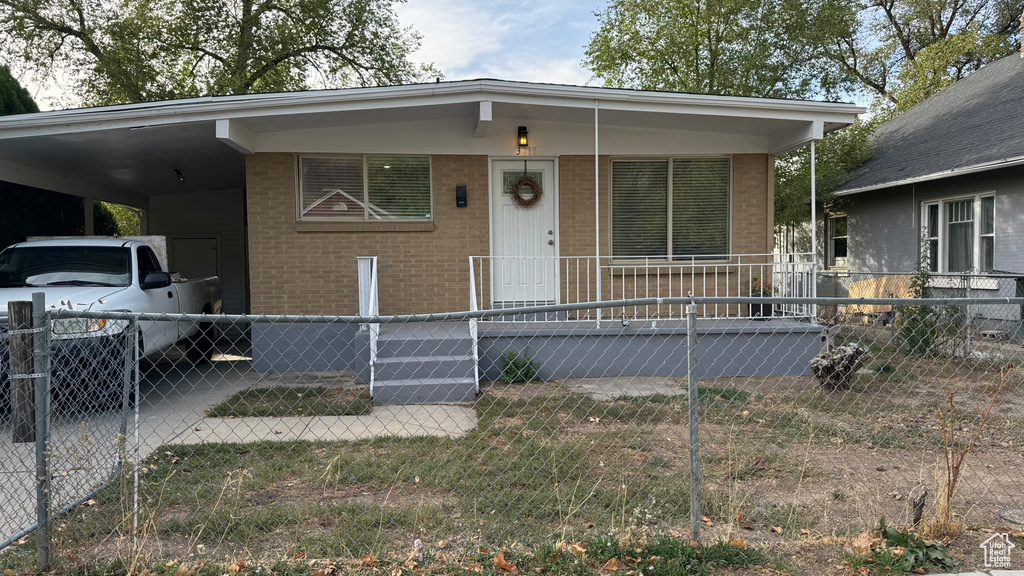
left=1, top=296, right=1022, bottom=573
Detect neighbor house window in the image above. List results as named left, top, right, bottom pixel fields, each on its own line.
left=298, top=155, right=431, bottom=221
left=921, top=194, right=994, bottom=273
left=611, top=157, right=730, bottom=259
left=827, top=215, right=847, bottom=269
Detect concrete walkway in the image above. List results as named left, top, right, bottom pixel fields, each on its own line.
left=945, top=571, right=1024, bottom=576
left=169, top=405, right=478, bottom=444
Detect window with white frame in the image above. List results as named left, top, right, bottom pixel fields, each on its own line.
left=298, top=155, right=432, bottom=221
left=921, top=194, right=994, bottom=273
left=611, top=157, right=730, bottom=259
left=827, top=214, right=847, bottom=269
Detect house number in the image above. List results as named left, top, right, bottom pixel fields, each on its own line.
left=515, top=147, right=538, bottom=156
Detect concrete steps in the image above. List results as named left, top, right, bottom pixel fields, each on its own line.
left=371, top=323, right=478, bottom=405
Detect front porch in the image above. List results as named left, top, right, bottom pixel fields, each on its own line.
left=352, top=254, right=822, bottom=404
left=468, top=252, right=815, bottom=321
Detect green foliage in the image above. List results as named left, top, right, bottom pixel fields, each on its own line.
left=0, top=65, right=38, bottom=115
left=0, top=0, right=439, bottom=106
left=93, top=201, right=141, bottom=236
left=499, top=349, right=541, bottom=384
left=775, top=118, right=878, bottom=229
left=878, top=518, right=958, bottom=573
left=896, top=266, right=937, bottom=356
left=834, top=0, right=1021, bottom=112
left=584, top=0, right=856, bottom=99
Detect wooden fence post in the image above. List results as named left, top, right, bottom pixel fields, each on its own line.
left=8, top=300, right=35, bottom=443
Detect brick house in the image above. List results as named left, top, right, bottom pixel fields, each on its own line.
left=0, top=80, right=862, bottom=402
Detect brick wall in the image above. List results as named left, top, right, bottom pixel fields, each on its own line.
left=247, top=153, right=489, bottom=315
left=247, top=153, right=774, bottom=315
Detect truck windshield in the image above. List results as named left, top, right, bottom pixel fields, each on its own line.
left=0, top=246, right=132, bottom=287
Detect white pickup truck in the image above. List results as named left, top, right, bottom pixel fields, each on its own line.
left=0, top=238, right=222, bottom=407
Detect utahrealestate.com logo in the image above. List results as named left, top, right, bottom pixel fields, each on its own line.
left=980, top=533, right=1015, bottom=568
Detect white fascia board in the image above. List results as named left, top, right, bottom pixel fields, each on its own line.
left=216, top=119, right=255, bottom=154
left=0, top=158, right=149, bottom=208
left=835, top=155, right=1024, bottom=196
left=769, top=121, right=824, bottom=154
left=0, top=80, right=865, bottom=140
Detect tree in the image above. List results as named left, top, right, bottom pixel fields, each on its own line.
left=832, top=0, right=1022, bottom=112
left=584, top=0, right=858, bottom=99
left=0, top=0, right=437, bottom=105
left=0, top=68, right=85, bottom=249
left=774, top=118, right=878, bottom=231
left=0, top=65, right=38, bottom=114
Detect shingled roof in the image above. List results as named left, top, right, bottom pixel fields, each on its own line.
left=837, top=54, right=1024, bottom=196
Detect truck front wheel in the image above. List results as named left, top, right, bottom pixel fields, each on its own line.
left=186, top=321, right=216, bottom=364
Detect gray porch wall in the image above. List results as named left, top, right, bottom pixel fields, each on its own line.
left=252, top=321, right=822, bottom=383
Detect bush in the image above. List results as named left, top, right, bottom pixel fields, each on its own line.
left=499, top=350, right=540, bottom=384
left=809, top=343, right=869, bottom=390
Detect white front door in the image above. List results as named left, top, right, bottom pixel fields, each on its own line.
left=491, top=159, right=557, bottom=306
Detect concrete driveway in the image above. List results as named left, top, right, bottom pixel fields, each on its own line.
left=0, top=353, right=259, bottom=548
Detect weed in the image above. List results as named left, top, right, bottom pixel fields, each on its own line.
left=922, top=364, right=1009, bottom=539
left=831, top=490, right=847, bottom=502
left=499, top=349, right=541, bottom=384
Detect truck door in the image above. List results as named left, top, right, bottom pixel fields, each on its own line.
left=136, top=245, right=180, bottom=355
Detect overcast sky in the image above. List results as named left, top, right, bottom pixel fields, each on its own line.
left=395, top=0, right=602, bottom=86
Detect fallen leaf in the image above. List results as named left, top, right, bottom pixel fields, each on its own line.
left=689, top=540, right=701, bottom=549
left=1013, top=531, right=1024, bottom=538
left=800, top=529, right=810, bottom=536
left=742, top=524, right=755, bottom=531
left=910, top=569, right=926, bottom=575
left=274, top=430, right=283, bottom=435
left=86, top=499, right=96, bottom=506
left=857, top=567, right=869, bottom=576
left=227, top=560, right=248, bottom=574
left=584, top=521, right=595, bottom=529
left=730, top=539, right=746, bottom=549
left=358, top=555, right=377, bottom=568
left=588, top=416, right=601, bottom=423
left=770, top=526, right=783, bottom=534
left=466, top=562, right=483, bottom=573
left=310, top=572, right=326, bottom=576
left=601, top=558, right=621, bottom=572
left=847, top=531, right=880, bottom=556
left=735, top=512, right=744, bottom=523
left=193, top=427, right=202, bottom=432
left=533, top=568, right=547, bottom=574
left=494, top=551, right=517, bottom=574
left=437, top=540, right=448, bottom=549
left=569, top=542, right=587, bottom=557
left=293, top=551, right=305, bottom=560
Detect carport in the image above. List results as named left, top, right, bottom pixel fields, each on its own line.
left=0, top=107, right=250, bottom=314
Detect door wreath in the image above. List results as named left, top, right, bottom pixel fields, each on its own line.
left=510, top=175, right=543, bottom=208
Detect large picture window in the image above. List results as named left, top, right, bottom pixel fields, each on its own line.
left=298, top=155, right=432, bottom=221
left=922, top=194, right=994, bottom=273
left=611, top=157, right=730, bottom=259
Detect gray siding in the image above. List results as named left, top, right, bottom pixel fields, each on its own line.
left=149, top=189, right=248, bottom=314
left=836, top=165, right=1024, bottom=275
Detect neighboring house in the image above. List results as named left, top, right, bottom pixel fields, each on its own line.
left=0, top=80, right=861, bottom=402
left=830, top=53, right=1024, bottom=320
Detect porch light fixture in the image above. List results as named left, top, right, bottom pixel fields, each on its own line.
left=517, top=126, right=529, bottom=149
left=173, top=167, right=185, bottom=181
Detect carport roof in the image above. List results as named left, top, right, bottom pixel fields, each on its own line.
left=0, top=79, right=864, bottom=209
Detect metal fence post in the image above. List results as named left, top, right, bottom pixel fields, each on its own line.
left=32, top=292, right=51, bottom=572
left=686, top=302, right=701, bottom=541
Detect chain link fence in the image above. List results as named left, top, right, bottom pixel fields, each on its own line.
left=1, top=295, right=1023, bottom=571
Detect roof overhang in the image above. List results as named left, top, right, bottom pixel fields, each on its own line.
left=836, top=154, right=1024, bottom=196
left=0, top=79, right=864, bottom=208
